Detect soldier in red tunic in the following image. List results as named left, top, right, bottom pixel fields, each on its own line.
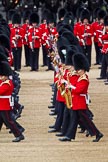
left=59, top=54, right=103, bottom=142
left=28, top=12, right=41, bottom=71
left=78, top=9, right=93, bottom=67
left=10, top=13, right=24, bottom=71
left=0, top=61, right=24, bottom=142
left=22, top=10, right=31, bottom=67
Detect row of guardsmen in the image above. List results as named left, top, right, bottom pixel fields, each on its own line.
left=46, top=7, right=106, bottom=142
left=8, top=9, right=58, bottom=72
left=0, top=13, right=25, bottom=142
left=8, top=7, right=108, bottom=85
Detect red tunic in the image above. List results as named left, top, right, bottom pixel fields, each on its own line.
left=22, top=23, right=30, bottom=45
left=72, top=74, right=89, bottom=110
left=28, top=26, right=42, bottom=48
left=10, top=26, right=24, bottom=48
left=101, top=33, right=108, bottom=54
left=0, top=80, right=14, bottom=111
left=91, top=21, right=99, bottom=42
left=95, top=23, right=104, bottom=47
left=78, top=23, right=93, bottom=46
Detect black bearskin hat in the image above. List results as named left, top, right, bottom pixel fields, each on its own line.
left=58, top=8, right=66, bottom=20
left=80, top=9, right=90, bottom=22
left=29, top=12, right=39, bottom=24
left=0, top=46, right=8, bottom=61
left=41, top=9, right=50, bottom=23
left=93, top=7, right=101, bottom=20
left=65, top=45, right=81, bottom=66
left=104, top=15, right=108, bottom=26
left=12, top=13, right=21, bottom=24
left=0, top=34, right=10, bottom=51
left=23, top=10, right=32, bottom=23
left=76, top=7, right=85, bottom=21
left=97, top=9, right=106, bottom=20
left=8, top=9, right=16, bottom=21
left=0, top=61, right=12, bottom=76
left=63, top=11, right=74, bottom=27
left=72, top=53, right=90, bottom=72
left=48, top=12, right=55, bottom=24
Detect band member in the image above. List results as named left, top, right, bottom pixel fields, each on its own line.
left=28, top=12, right=41, bottom=71
left=79, top=9, right=93, bottom=67
left=10, top=13, right=24, bottom=71
left=59, top=54, right=103, bottom=142
left=22, top=10, right=31, bottom=67
left=0, top=61, right=24, bottom=142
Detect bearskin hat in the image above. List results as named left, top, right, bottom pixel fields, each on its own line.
left=0, top=61, right=12, bottom=76
left=41, top=9, right=51, bottom=23
left=93, top=7, right=101, bottom=20
left=63, top=11, right=74, bottom=27
left=61, top=31, right=79, bottom=45
left=76, top=7, right=85, bottom=21
left=47, top=12, right=55, bottom=24
left=104, top=15, right=108, bottom=26
left=7, top=9, right=16, bottom=21
left=0, top=34, right=10, bottom=51
left=23, top=10, right=32, bottom=23
left=12, top=13, right=21, bottom=24
left=80, top=8, right=90, bottom=22
left=58, top=8, right=66, bottom=20
left=0, top=13, right=3, bottom=21
left=29, top=12, right=39, bottom=24
left=97, top=9, right=106, bottom=20
left=65, top=45, right=81, bottom=66
left=72, top=53, right=90, bottom=72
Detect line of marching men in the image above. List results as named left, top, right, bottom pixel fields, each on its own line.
left=47, top=7, right=106, bottom=142
left=0, top=14, right=24, bottom=142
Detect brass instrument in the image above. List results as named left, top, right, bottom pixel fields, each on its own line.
left=59, top=71, right=72, bottom=109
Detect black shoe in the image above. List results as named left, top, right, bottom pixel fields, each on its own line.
left=93, top=133, right=103, bottom=142
left=12, top=134, right=25, bottom=142
left=48, top=105, right=54, bottom=109
left=51, top=109, right=55, bottom=112
left=78, top=129, right=85, bottom=133
left=48, top=129, right=58, bottom=133
left=105, top=82, right=108, bottom=85
left=96, top=77, right=106, bottom=80
left=86, top=131, right=90, bottom=137
left=20, top=128, right=25, bottom=133
left=56, top=133, right=64, bottom=137
left=59, top=137, right=71, bottom=142
left=49, top=112, right=56, bottom=116
left=49, top=125, right=55, bottom=129
left=98, top=67, right=101, bottom=69
left=18, top=105, right=24, bottom=115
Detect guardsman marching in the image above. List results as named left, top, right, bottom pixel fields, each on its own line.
left=22, top=10, right=31, bottom=67
left=10, top=13, right=24, bottom=72
left=28, top=12, right=41, bottom=71
left=59, top=54, right=103, bottom=142
left=78, top=9, right=93, bottom=67
left=0, top=61, right=24, bottom=142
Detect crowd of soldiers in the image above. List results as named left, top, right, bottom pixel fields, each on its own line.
left=0, top=13, right=24, bottom=142
left=46, top=7, right=107, bottom=142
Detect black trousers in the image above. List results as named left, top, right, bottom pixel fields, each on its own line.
left=54, top=101, right=65, bottom=131
left=30, top=48, right=39, bottom=70
left=12, top=47, right=22, bottom=71
left=47, top=56, right=52, bottom=70
left=0, top=111, right=21, bottom=137
left=52, top=83, right=57, bottom=107
left=98, top=47, right=103, bottom=64
left=100, top=54, right=108, bottom=79
left=94, top=42, right=100, bottom=64
left=24, top=45, right=30, bottom=66
left=81, top=45, right=92, bottom=67
left=66, top=110, right=100, bottom=139
left=42, top=45, right=47, bottom=66
left=61, top=107, right=72, bottom=135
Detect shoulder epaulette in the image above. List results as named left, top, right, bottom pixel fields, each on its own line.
left=1, top=80, right=11, bottom=86
left=78, top=74, right=88, bottom=82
